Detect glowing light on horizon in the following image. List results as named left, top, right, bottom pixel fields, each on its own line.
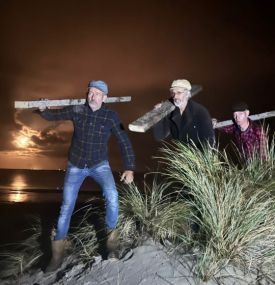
left=9, top=190, right=28, bottom=203
left=9, top=174, right=28, bottom=202
left=11, top=174, right=27, bottom=190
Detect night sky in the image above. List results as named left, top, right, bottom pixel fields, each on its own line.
left=0, top=0, right=274, bottom=170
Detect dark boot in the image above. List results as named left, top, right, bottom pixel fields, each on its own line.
left=106, top=229, right=119, bottom=260
left=45, top=239, right=66, bottom=273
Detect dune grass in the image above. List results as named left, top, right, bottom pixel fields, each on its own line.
left=159, top=140, right=275, bottom=281
left=117, top=178, right=192, bottom=246
left=0, top=216, right=43, bottom=279
left=68, top=206, right=99, bottom=264
left=240, top=136, right=275, bottom=193
left=0, top=208, right=99, bottom=280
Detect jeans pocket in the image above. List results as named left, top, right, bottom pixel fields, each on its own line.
left=67, top=162, right=81, bottom=173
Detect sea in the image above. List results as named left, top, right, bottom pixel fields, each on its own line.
left=0, top=168, right=101, bottom=204
left=0, top=169, right=146, bottom=248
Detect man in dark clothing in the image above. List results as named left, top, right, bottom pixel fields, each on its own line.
left=36, top=80, right=135, bottom=271
left=153, top=79, right=215, bottom=147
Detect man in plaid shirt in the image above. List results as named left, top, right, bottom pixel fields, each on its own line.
left=36, top=80, right=135, bottom=271
left=215, top=102, right=267, bottom=161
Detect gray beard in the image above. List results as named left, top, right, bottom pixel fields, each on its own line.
left=174, top=101, right=184, bottom=108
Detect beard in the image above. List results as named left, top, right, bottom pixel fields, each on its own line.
left=174, top=99, right=184, bottom=108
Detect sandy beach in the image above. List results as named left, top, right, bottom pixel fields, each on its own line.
left=2, top=238, right=274, bottom=285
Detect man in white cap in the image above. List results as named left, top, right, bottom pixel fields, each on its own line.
left=153, top=79, right=214, bottom=148
left=36, top=80, right=135, bottom=271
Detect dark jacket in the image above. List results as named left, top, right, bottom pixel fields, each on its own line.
left=153, top=100, right=215, bottom=147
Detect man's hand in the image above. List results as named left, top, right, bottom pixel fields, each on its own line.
left=120, top=170, right=134, bottom=184
left=38, top=99, right=48, bottom=111
left=212, top=118, right=218, bottom=128
left=154, top=102, right=162, bottom=109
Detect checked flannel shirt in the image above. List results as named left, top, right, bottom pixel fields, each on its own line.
left=221, top=119, right=267, bottom=160
left=40, top=104, right=135, bottom=170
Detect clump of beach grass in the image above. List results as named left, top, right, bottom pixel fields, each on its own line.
left=68, top=206, right=99, bottom=265
left=117, top=177, right=192, bottom=246
left=240, top=134, right=275, bottom=194
left=68, top=223, right=98, bottom=265
left=0, top=216, right=43, bottom=279
left=0, top=205, right=100, bottom=280
left=159, top=141, right=275, bottom=282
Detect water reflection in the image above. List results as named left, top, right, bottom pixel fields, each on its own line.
left=9, top=190, right=28, bottom=203
left=9, top=175, right=28, bottom=202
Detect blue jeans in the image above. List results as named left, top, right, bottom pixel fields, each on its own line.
left=54, top=160, right=118, bottom=240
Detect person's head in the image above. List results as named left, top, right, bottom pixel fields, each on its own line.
left=87, top=80, right=108, bottom=111
left=232, top=101, right=250, bottom=130
left=169, top=79, right=192, bottom=110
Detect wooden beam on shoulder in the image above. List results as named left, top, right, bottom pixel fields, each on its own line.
left=14, top=96, right=131, bottom=109
left=214, top=111, right=275, bottom=128
left=128, top=85, right=203, bottom=133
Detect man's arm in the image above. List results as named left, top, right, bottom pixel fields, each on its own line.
left=212, top=118, right=235, bottom=134
left=35, top=106, right=74, bottom=121
left=111, top=112, right=135, bottom=183
left=196, top=108, right=215, bottom=146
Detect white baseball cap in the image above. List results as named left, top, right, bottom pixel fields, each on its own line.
left=170, top=79, right=192, bottom=91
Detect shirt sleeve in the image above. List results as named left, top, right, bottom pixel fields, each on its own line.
left=39, top=106, right=74, bottom=121
left=111, top=112, right=136, bottom=171
left=218, top=124, right=235, bottom=134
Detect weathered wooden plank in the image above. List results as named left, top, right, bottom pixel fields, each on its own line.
left=129, top=101, right=175, bottom=133
left=128, top=85, right=203, bottom=133
left=14, top=96, right=131, bottom=109
left=214, top=111, right=275, bottom=128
